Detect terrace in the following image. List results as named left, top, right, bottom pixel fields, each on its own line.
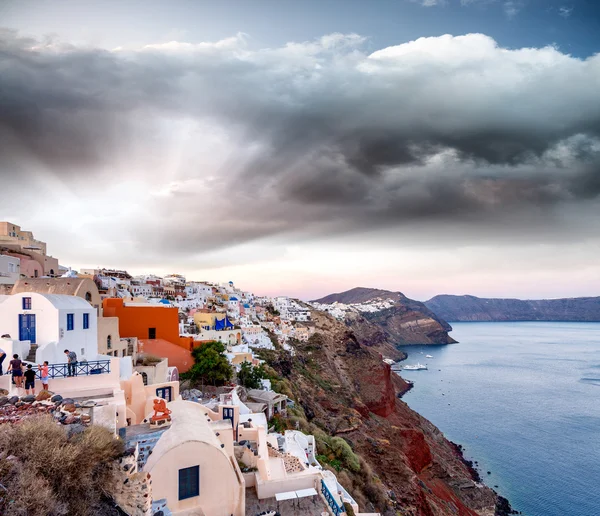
left=29, top=359, right=111, bottom=379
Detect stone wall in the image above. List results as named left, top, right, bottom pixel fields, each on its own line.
left=110, top=453, right=153, bottom=516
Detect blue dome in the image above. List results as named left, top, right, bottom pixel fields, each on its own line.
left=159, top=299, right=171, bottom=304
left=243, top=303, right=250, bottom=308
left=230, top=296, right=238, bottom=301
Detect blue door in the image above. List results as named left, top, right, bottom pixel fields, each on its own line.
left=18, top=314, right=36, bottom=344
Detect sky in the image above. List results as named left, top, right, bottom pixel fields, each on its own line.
left=1, top=0, right=599, bottom=301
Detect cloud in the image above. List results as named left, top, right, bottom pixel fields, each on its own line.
left=1, top=29, right=600, bottom=263
left=503, top=1, right=523, bottom=18
left=409, top=0, right=445, bottom=7
left=558, top=6, right=573, bottom=18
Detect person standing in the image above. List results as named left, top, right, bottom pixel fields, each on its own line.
left=0, top=346, right=6, bottom=375
left=38, top=361, right=50, bottom=391
left=64, top=349, right=77, bottom=377
left=7, top=354, right=23, bottom=389
left=24, top=364, right=36, bottom=395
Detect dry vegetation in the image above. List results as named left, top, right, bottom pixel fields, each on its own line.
left=0, top=416, right=125, bottom=515
left=135, top=353, right=163, bottom=366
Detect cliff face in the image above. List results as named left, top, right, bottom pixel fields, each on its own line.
left=267, top=310, right=504, bottom=515
left=426, top=294, right=600, bottom=322
left=313, top=287, right=457, bottom=345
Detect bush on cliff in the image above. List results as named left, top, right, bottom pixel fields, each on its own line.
left=184, top=340, right=233, bottom=386
left=0, top=416, right=124, bottom=516
left=330, top=437, right=361, bottom=472
left=237, top=361, right=268, bottom=389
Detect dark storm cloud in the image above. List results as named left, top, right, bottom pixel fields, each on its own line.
left=1, top=29, right=600, bottom=255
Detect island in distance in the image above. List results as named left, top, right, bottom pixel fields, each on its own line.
left=311, top=287, right=456, bottom=346
left=425, top=294, right=600, bottom=322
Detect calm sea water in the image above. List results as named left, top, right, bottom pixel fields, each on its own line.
left=398, top=322, right=600, bottom=516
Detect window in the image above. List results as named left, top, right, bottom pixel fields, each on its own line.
left=83, top=313, right=89, bottom=330
left=107, top=335, right=112, bottom=349
left=178, top=466, right=199, bottom=500
left=22, top=297, right=32, bottom=310
left=156, top=386, right=172, bottom=402
left=8, top=262, right=15, bottom=273
left=85, top=292, right=92, bottom=302
left=141, top=372, right=148, bottom=385
left=34, top=270, right=38, bottom=278
left=67, top=313, right=74, bottom=331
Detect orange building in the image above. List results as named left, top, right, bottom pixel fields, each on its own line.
left=103, top=299, right=195, bottom=371
left=138, top=339, right=194, bottom=373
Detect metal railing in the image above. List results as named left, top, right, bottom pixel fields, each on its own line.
left=321, top=479, right=345, bottom=516
left=30, top=360, right=111, bottom=379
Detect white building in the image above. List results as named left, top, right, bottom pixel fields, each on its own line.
left=0, top=292, right=98, bottom=364
left=129, top=284, right=153, bottom=297
left=0, top=254, right=20, bottom=285
left=163, top=274, right=186, bottom=287
left=288, top=308, right=311, bottom=322
left=228, top=296, right=241, bottom=317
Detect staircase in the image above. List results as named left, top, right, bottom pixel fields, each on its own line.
left=26, top=344, right=38, bottom=363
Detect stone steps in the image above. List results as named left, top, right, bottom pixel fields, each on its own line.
left=25, top=344, right=38, bottom=363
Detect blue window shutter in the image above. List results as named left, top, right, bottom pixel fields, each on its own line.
left=83, top=313, right=89, bottom=330
left=178, top=466, right=199, bottom=500
left=22, top=297, right=32, bottom=310
left=67, top=314, right=74, bottom=331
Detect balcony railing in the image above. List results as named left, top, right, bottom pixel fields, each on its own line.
left=321, top=479, right=345, bottom=516
left=31, top=360, right=111, bottom=379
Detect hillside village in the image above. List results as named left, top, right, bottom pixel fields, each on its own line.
left=0, top=221, right=383, bottom=516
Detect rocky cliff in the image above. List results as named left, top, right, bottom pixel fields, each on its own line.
left=426, top=294, right=600, bottom=322
left=313, top=287, right=457, bottom=345
left=262, top=310, right=511, bottom=515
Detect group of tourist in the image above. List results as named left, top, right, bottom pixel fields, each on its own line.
left=0, top=347, right=79, bottom=395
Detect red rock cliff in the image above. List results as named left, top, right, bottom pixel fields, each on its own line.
left=269, top=310, right=501, bottom=515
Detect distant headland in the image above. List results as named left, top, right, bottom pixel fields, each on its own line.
left=425, top=294, right=600, bottom=322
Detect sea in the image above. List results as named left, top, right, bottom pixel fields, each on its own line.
left=397, top=322, right=600, bottom=516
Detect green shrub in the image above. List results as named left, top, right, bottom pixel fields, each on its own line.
left=183, top=341, right=232, bottom=386
left=331, top=437, right=361, bottom=472
left=237, top=361, right=267, bottom=389
left=269, top=414, right=291, bottom=434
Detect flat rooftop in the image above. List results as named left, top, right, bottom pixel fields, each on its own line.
left=245, top=487, right=329, bottom=516
left=121, top=422, right=169, bottom=440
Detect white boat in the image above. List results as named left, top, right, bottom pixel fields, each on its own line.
left=403, top=363, right=428, bottom=370
left=425, top=354, right=433, bottom=358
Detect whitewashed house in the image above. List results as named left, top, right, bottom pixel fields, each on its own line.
left=0, top=292, right=98, bottom=364
left=129, top=283, right=153, bottom=297
left=0, top=255, right=20, bottom=285
left=228, top=296, right=240, bottom=317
